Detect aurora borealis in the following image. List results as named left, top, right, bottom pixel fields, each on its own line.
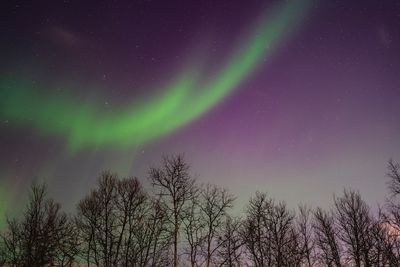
left=1, top=1, right=307, bottom=152
left=1, top=0, right=400, bottom=226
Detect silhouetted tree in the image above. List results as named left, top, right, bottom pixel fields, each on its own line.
left=1, top=183, right=78, bottom=267
left=0, top=239, right=5, bottom=266
left=368, top=209, right=400, bottom=266
left=269, top=201, right=302, bottom=266
left=76, top=172, right=158, bottom=266
left=387, top=159, right=400, bottom=197
left=123, top=196, right=172, bottom=267
left=149, top=154, right=197, bottom=267
left=385, top=159, right=400, bottom=234
left=334, top=189, right=373, bottom=267
left=198, top=184, right=235, bottom=267
left=383, top=158, right=400, bottom=265
left=76, top=172, right=120, bottom=267
left=214, top=216, right=243, bottom=267
left=241, top=191, right=273, bottom=267
left=313, top=207, right=342, bottom=267
left=1, top=218, right=23, bottom=266
left=183, top=197, right=205, bottom=266
left=297, top=205, right=315, bottom=267
left=241, top=192, right=302, bottom=267
left=5, top=155, right=400, bottom=266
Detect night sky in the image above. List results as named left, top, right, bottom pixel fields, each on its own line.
left=1, top=0, right=400, bottom=222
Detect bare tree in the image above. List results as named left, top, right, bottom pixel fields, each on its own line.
left=382, top=158, right=400, bottom=265
left=268, top=201, right=301, bottom=267
left=241, top=191, right=273, bottom=267
left=149, top=154, right=197, bottom=267
left=387, top=159, right=400, bottom=198
left=385, top=159, right=400, bottom=233
left=1, top=218, right=23, bottom=266
left=198, top=184, right=235, bottom=267
left=76, top=171, right=120, bottom=267
left=214, top=216, right=243, bottom=267
left=53, top=217, right=80, bottom=266
left=76, top=187, right=101, bottom=266
left=1, top=183, right=78, bottom=267
left=144, top=198, right=173, bottom=266
left=76, top=172, right=155, bottom=266
left=122, top=196, right=172, bottom=267
left=183, top=199, right=205, bottom=267
left=7, top=156, right=400, bottom=266
left=0, top=239, right=5, bottom=266
left=297, top=205, right=315, bottom=267
left=241, top=192, right=301, bottom=267
left=334, top=189, right=373, bottom=267
left=313, top=207, right=342, bottom=267
left=367, top=209, right=400, bottom=266
left=115, top=177, right=147, bottom=265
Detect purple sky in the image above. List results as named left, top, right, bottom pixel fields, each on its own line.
left=1, top=0, right=400, bottom=214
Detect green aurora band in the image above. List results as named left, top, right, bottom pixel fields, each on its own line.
left=0, top=1, right=309, bottom=153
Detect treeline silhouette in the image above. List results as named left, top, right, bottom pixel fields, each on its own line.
left=1, top=155, right=400, bottom=267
